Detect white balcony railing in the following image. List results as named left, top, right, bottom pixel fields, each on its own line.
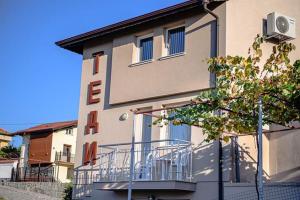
left=98, top=139, right=192, bottom=182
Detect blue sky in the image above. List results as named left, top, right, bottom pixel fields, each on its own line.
left=0, top=0, right=185, bottom=146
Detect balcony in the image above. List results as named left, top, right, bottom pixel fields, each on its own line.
left=94, top=139, right=195, bottom=191
left=55, top=151, right=75, bottom=164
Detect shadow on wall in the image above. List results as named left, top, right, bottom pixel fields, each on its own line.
left=224, top=133, right=300, bottom=183
left=192, top=141, right=218, bottom=181
left=268, top=126, right=300, bottom=182
left=238, top=142, right=269, bottom=183
left=270, top=166, right=300, bottom=182
left=237, top=131, right=300, bottom=183
left=222, top=136, right=270, bottom=184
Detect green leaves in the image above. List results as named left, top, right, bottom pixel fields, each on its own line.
left=157, top=35, right=300, bottom=142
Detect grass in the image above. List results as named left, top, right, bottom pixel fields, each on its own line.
left=0, top=197, right=5, bottom=200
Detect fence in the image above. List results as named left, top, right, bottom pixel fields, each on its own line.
left=72, top=139, right=192, bottom=199
left=98, top=139, right=192, bottom=182
left=11, top=165, right=55, bottom=182
left=224, top=183, right=300, bottom=200
left=73, top=168, right=98, bottom=199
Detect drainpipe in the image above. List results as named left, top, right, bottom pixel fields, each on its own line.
left=202, top=0, right=219, bottom=57
left=199, top=1, right=223, bottom=200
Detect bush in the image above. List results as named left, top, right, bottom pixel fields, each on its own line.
left=64, top=183, right=73, bottom=200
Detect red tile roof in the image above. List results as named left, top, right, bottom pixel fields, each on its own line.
left=0, top=128, right=10, bottom=136
left=13, top=120, right=77, bottom=136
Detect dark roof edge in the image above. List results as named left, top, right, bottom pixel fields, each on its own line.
left=12, top=120, right=78, bottom=136
left=0, top=132, right=11, bottom=136
left=12, top=128, right=53, bottom=136
left=55, top=0, right=217, bottom=54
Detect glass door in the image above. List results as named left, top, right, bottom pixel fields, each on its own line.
left=141, top=114, right=152, bottom=158
left=168, top=112, right=191, bottom=144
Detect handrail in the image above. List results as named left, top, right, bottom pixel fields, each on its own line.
left=98, top=139, right=193, bottom=183
left=98, top=139, right=191, bottom=148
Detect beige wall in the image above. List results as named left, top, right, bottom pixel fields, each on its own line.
left=226, top=0, right=300, bottom=60
left=268, top=126, right=300, bottom=181
left=224, top=0, right=300, bottom=183
left=73, top=4, right=227, bottom=199
left=73, top=0, right=300, bottom=199
left=75, top=4, right=226, bottom=186
left=51, top=128, right=77, bottom=183
left=109, top=10, right=225, bottom=104
left=0, top=135, right=12, bottom=148
left=55, top=165, right=72, bottom=183
left=51, top=127, right=77, bottom=162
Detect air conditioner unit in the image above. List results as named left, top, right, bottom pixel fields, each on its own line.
left=267, top=12, right=296, bottom=41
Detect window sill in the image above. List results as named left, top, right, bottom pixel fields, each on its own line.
left=158, top=52, right=186, bottom=61
left=129, top=59, right=153, bottom=67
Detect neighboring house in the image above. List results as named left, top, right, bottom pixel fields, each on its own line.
left=14, top=120, right=77, bottom=183
left=0, top=158, right=18, bottom=181
left=56, top=0, right=300, bottom=199
left=0, top=129, right=18, bottom=181
left=0, top=128, right=12, bottom=148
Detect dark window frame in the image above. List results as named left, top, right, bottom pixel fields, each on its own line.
left=137, top=34, right=154, bottom=62
left=167, top=26, right=185, bottom=55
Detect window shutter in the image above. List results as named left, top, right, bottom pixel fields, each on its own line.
left=168, top=27, right=185, bottom=55
left=140, top=37, right=153, bottom=61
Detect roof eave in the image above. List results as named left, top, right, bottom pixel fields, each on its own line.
left=12, top=122, right=77, bottom=136
left=55, top=0, right=214, bottom=54
left=12, top=128, right=54, bottom=136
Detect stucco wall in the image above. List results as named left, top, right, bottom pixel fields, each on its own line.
left=73, top=0, right=300, bottom=199
left=109, top=13, right=215, bottom=104
left=224, top=0, right=300, bottom=183
left=76, top=0, right=225, bottom=169
left=55, top=165, right=72, bottom=183
left=268, top=126, right=300, bottom=182
left=51, top=127, right=77, bottom=183
left=74, top=5, right=227, bottom=200
left=225, top=0, right=300, bottom=59
left=50, top=127, right=77, bottom=162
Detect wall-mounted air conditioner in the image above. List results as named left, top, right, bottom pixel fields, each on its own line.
left=267, top=12, right=296, bottom=41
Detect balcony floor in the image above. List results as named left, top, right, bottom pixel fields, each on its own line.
left=94, top=180, right=196, bottom=192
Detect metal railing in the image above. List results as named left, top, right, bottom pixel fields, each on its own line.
left=73, top=168, right=98, bottom=199
left=98, top=139, right=192, bottom=182
left=55, top=151, right=75, bottom=163
left=11, top=165, right=55, bottom=182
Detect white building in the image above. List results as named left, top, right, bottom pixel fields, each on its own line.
left=15, top=120, right=77, bottom=183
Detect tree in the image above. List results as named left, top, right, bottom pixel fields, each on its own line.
left=0, top=145, right=20, bottom=159
left=155, top=35, right=300, bottom=142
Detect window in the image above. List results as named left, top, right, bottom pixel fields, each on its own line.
left=141, top=114, right=152, bottom=152
left=167, top=112, right=191, bottom=144
left=63, top=144, right=72, bottom=156
left=67, top=167, right=73, bottom=179
left=137, top=35, right=153, bottom=62
left=167, top=26, right=185, bottom=55
left=65, top=128, right=73, bottom=135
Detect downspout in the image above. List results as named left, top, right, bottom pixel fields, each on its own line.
left=202, top=0, right=219, bottom=57
left=200, top=1, right=223, bottom=200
